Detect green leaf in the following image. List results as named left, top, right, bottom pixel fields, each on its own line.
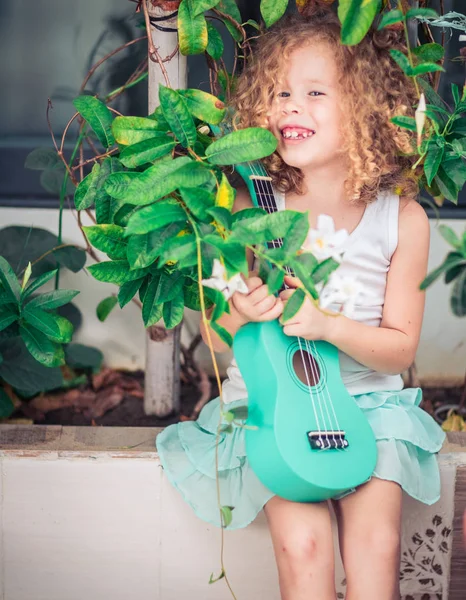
left=438, top=224, right=462, bottom=250
left=142, top=274, right=165, bottom=327
left=434, top=167, right=459, bottom=204
left=119, top=135, right=176, bottom=168
left=412, top=43, right=445, bottom=64
left=74, top=162, right=101, bottom=210
left=207, top=206, right=232, bottom=230
left=73, top=95, right=115, bottom=149
left=178, top=0, right=208, bottom=55
left=20, top=323, right=65, bottom=367
left=260, top=0, right=288, bottom=28
left=64, top=343, right=103, bottom=370
left=233, top=209, right=308, bottom=245
left=338, top=0, right=381, bottom=46
left=87, top=260, right=149, bottom=284
left=281, top=287, right=305, bottom=322
left=266, top=268, right=285, bottom=295
left=21, top=269, right=58, bottom=302
left=424, top=141, right=444, bottom=186
left=442, top=155, right=466, bottom=187
left=0, top=307, right=18, bottom=333
left=22, top=306, right=73, bottom=343
left=94, top=158, right=126, bottom=225
left=217, top=0, right=242, bottom=42
left=24, top=148, right=61, bottom=170
left=409, top=63, right=445, bottom=76
left=220, top=505, right=234, bottom=527
left=421, top=251, right=466, bottom=289
left=163, top=293, right=185, bottom=328
left=192, top=0, right=221, bottom=17
left=179, top=88, right=226, bottom=125
left=39, top=165, right=75, bottom=196
left=312, top=257, right=339, bottom=285
left=127, top=223, right=186, bottom=269
left=206, top=22, right=224, bottom=60
left=156, top=271, right=186, bottom=304
left=82, top=224, right=127, bottom=259
left=389, top=49, right=412, bottom=75
left=112, top=116, right=167, bottom=145
left=206, top=128, right=277, bottom=165
left=158, top=234, right=197, bottom=266
left=209, top=570, right=226, bottom=584
left=117, top=278, right=145, bottom=308
left=229, top=405, right=248, bottom=420
left=390, top=115, right=417, bottom=131
left=53, top=246, right=87, bottom=273
left=0, top=388, right=15, bottom=419
left=159, top=85, right=198, bottom=148
left=25, top=289, right=79, bottom=311
left=280, top=213, right=309, bottom=255
left=405, top=8, right=438, bottom=20
left=0, top=257, right=21, bottom=303
left=125, top=200, right=187, bottom=236
left=104, top=156, right=212, bottom=206
left=179, top=187, right=215, bottom=221
left=378, top=9, right=403, bottom=30
left=211, top=319, right=233, bottom=347
left=450, top=269, right=466, bottom=317
left=95, top=296, right=117, bottom=322
left=0, top=339, right=63, bottom=396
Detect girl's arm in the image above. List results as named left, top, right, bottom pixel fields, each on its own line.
left=325, top=199, right=429, bottom=375
left=280, top=199, right=430, bottom=375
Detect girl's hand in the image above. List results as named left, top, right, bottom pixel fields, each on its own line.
left=279, top=275, right=334, bottom=341
left=232, top=272, right=284, bottom=323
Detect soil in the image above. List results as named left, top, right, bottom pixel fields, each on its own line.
left=29, top=372, right=220, bottom=428
left=6, top=368, right=463, bottom=428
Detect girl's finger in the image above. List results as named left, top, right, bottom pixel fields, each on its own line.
left=257, top=298, right=283, bottom=321
left=284, top=275, right=302, bottom=288
left=255, top=294, right=277, bottom=313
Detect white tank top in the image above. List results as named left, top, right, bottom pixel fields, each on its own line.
left=221, top=188, right=404, bottom=402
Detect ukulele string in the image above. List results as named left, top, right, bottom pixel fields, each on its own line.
left=247, top=159, right=345, bottom=450
left=246, top=160, right=331, bottom=444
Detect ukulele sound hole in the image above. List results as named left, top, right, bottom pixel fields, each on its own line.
left=292, top=350, right=320, bottom=387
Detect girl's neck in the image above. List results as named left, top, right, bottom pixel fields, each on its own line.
left=289, top=163, right=350, bottom=211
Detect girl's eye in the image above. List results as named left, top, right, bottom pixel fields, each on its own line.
left=277, top=92, right=290, bottom=98
left=308, top=91, right=323, bottom=97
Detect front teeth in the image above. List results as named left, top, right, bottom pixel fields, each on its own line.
left=282, top=130, right=314, bottom=139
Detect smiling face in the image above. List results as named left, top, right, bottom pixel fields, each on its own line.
left=267, top=41, right=346, bottom=174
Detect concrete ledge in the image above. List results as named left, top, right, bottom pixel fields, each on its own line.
left=0, top=425, right=465, bottom=600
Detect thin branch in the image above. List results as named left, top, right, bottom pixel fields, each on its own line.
left=143, top=0, right=171, bottom=86
left=80, top=35, right=147, bottom=93
left=72, top=147, right=119, bottom=171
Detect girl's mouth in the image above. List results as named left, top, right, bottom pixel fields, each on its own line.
left=280, top=127, right=316, bottom=143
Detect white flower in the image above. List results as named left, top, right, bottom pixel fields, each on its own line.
left=303, top=215, right=348, bottom=262
left=302, top=214, right=349, bottom=261
left=415, top=93, right=427, bottom=147
left=318, top=272, right=363, bottom=319
left=201, top=258, right=248, bottom=301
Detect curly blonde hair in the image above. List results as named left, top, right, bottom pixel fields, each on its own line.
left=232, top=10, right=420, bottom=204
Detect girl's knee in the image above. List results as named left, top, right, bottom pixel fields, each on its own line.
left=277, top=528, right=334, bottom=571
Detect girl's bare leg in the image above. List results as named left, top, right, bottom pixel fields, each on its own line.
left=332, top=478, right=403, bottom=600
left=264, top=495, right=336, bottom=600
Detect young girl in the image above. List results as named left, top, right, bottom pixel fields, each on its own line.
left=157, top=8, right=446, bottom=600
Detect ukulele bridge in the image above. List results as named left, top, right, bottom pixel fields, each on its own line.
left=307, top=430, right=349, bottom=450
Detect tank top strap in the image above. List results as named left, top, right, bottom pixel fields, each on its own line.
left=272, top=187, right=286, bottom=211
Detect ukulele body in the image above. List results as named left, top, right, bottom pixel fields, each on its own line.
left=234, top=320, right=378, bottom=502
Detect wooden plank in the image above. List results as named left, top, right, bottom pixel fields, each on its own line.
left=449, top=465, right=466, bottom=599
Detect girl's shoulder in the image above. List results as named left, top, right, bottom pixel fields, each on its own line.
left=397, top=196, right=430, bottom=251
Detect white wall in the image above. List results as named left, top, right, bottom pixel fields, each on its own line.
left=0, top=207, right=465, bottom=383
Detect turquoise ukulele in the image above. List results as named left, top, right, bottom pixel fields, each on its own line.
left=211, top=125, right=377, bottom=502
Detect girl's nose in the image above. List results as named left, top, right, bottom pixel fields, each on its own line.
left=282, top=97, right=303, bottom=115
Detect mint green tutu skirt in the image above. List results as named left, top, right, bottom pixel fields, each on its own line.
left=156, top=388, right=446, bottom=530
